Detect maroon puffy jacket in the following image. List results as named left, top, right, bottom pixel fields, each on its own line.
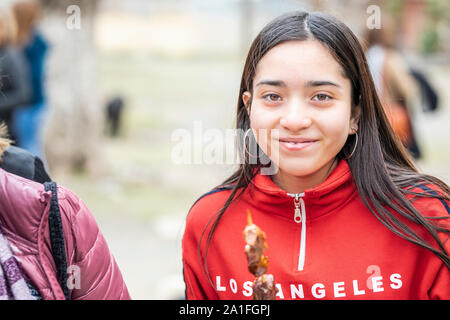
left=0, top=168, right=131, bottom=299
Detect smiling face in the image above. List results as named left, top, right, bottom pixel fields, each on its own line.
left=243, top=40, right=359, bottom=192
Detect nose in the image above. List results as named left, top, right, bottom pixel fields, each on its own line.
left=280, top=98, right=312, bottom=132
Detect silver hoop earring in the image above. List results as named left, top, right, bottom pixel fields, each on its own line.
left=243, top=128, right=259, bottom=159
left=344, top=132, right=358, bottom=160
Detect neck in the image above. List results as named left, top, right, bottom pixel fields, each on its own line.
left=271, top=158, right=339, bottom=194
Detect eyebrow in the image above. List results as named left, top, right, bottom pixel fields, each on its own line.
left=255, top=79, right=341, bottom=88
left=305, top=80, right=341, bottom=88
left=255, top=80, right=287, bottom=87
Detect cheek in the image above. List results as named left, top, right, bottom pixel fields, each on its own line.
left=249, top=105, right=278, bottom=130
left=313, top=108, right=352, bottom=160
left=319, top=111, right=350, bottom=143
left=248, top=105, right=279, bottom=154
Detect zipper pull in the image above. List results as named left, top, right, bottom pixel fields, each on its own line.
left=288, top=193, right=304, bottom=223
left=294, top=207, right=302, bottom=223
left=287, top=192, right=305, bottom=223
left=293, top=195, right=302, bottom=223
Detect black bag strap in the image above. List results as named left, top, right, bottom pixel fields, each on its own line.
left=44, top=181, right=70, bottom=300
left=417, top=184, right=450, bottom=215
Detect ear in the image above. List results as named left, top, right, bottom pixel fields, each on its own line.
left=242, top=91, right=252, bottom=115
left=349, top=104, right=361, bottom=134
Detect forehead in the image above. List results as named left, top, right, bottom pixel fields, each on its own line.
left=254, top=40, right=348, bottom=87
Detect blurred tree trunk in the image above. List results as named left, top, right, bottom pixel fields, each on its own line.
left=239, top=0, right=254, bottom=57
left=39, top=0, right=104, bottom=176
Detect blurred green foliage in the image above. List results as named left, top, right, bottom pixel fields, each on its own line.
left=384, top=0, right=449, bottom=54
left=420, top=0, right=449, bottom=53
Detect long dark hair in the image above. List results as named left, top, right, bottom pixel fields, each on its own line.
left=198, top=11, right=450, bottom=284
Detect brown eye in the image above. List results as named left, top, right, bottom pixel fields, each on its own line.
left=263, top=93, right=282, bottom=102
left=313, top=93, right=332, bottom=102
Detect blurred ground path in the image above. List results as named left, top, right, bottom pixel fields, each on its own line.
left=95, top=212, right=186, bottom=300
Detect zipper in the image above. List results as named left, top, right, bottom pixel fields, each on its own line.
left=287, top=192, right=306, bottom=271
left=287, top=193, right=305, bottom=223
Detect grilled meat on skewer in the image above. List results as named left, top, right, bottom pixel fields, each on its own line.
left=243, top=210, right=278, bottom=300
left=253, top=274, right=277, bottom=300
left=243, top=211, right=269, bottom=276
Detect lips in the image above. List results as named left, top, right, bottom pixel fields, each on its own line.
left=277, top=137, right=317, bottom=151
left=279, top=137, right=317, bottom=143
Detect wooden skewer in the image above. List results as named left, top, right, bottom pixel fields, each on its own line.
left=247, top=209, right=253, bottom=226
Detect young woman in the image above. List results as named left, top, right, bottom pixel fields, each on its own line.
left=182, top=11, right=450, bottom=300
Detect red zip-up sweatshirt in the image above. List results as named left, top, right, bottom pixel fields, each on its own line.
left=182, top=160, right=450, bottom=300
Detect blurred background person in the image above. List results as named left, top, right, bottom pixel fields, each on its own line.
left=0, top=7, right=31, bottom=142
left=364, top=22, right=422, bottom=159
left=11, top=0, right=48, bottom=160
left=105, top=96, right=125, bottom=137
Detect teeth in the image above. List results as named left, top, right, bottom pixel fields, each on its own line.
left=282, top=141, right=313, bottom=144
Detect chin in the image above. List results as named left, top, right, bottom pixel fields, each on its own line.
left=276, top=160, right=319, bottom=178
